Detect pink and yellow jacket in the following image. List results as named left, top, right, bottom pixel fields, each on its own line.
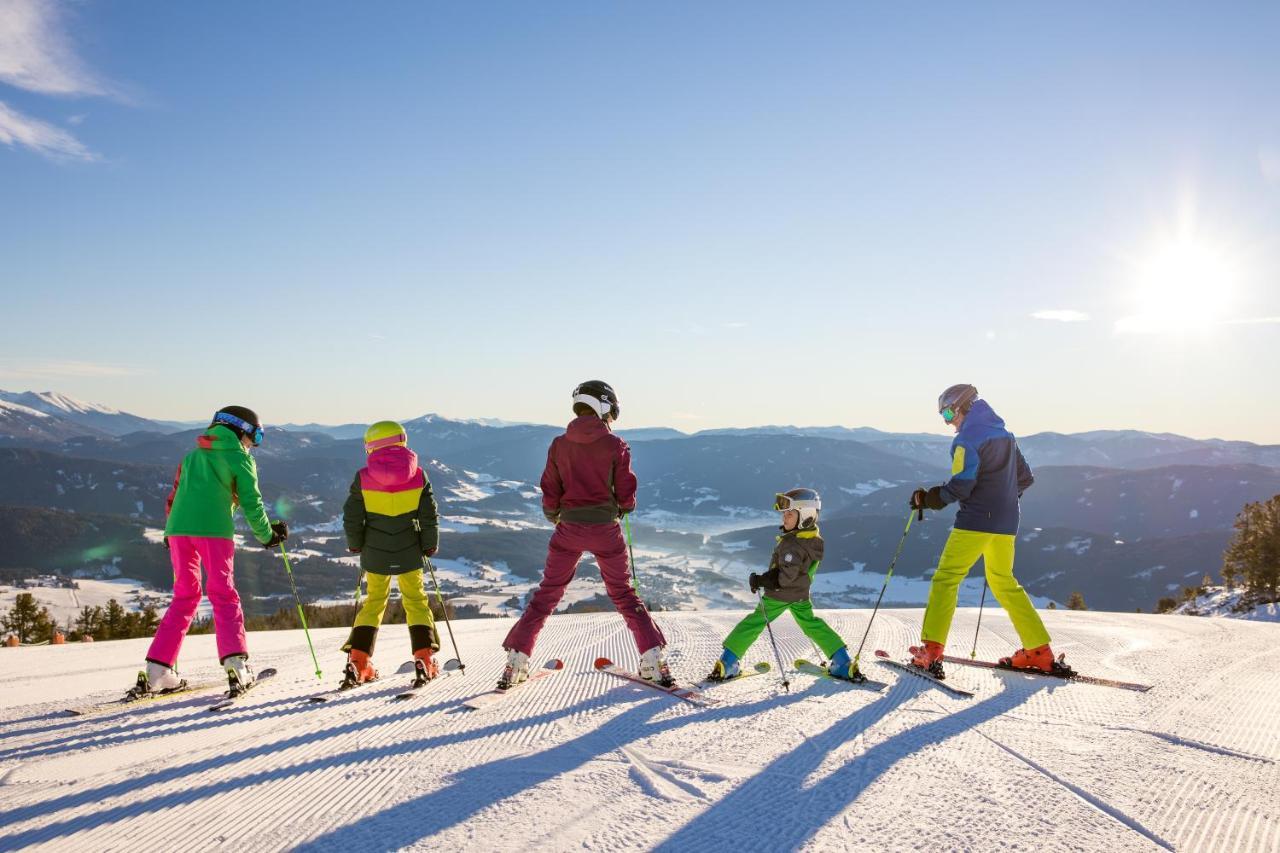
left=342, top=445, right=439, bottom=574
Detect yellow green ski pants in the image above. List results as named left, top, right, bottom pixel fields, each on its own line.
left=921, top=529, right=1050, bottom=650
left=354, top=569, right=435, bottom=629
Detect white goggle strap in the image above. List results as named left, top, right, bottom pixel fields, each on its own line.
left=572, top=394, right=608, bottom=418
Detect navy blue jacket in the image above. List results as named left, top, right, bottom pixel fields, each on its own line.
left=937, top=400, right=1033, bottom=535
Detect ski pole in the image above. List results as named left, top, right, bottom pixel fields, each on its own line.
left=757, top=591, right=790, bottom=692
left=423, top=556, right=465, bottom=674
left=279, top=543, right=322, bottom=680
left=969, top=580, right=988, bottom=659
left=850, top=506, right=919, bottom=673
left=624, top=513, right=639, bottom=592
left=354, top=569, right=365, bottom=610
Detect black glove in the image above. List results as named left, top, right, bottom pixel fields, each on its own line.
left=749, top=573, right=763, bottom=594
left=263, top=520, right=289, bottom=549
left=543, top=509, right=560, bottom=525
left=424, top=546, right=438, bottom=557
left=163, top=536, right=170, bottom=551
left=911, top=486, right=947, bottom=512
left=618, top=506, right=633, bottom=518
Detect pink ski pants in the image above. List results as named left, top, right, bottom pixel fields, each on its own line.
left=147, top=535, right=247, bottom=666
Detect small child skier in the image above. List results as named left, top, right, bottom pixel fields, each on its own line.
left=499, top=380, right=673, bottom=688
left=708, top=488, right=862, bottom=682
left=137, top=406, right=289, bottom=698
left=341, top=420, right=442, bottom=688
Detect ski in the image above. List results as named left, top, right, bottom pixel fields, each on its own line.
left=794, top=659, right=889, bottom=691
left=392, top=657, right=462, bottom=700
left=698, top=661, right=771, bottom=686
left=462, top=659, right=563, bottom=710
left=874, top=650, right=975, bottom=698
left=940, top=654, right=1152, bottom=693
left=208, top=668, right=279, bottom=712
left=307, top=660, right=415, bottom=703
left=594, top=657, right=718, bottom=707
left=65, top=680, right=223, bottom=717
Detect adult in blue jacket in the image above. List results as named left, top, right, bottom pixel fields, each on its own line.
left=907, top=384, right=1062, bottom=678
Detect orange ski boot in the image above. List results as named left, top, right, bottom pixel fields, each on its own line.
left=412, top=649, right=440, bottom=686
left=345, top=649, right=379, bottom=686
left=999, top=644, right=1058, bottom=673
left=909, top=641, right=946, bottom=679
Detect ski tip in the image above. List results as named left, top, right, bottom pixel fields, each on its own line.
left=593, top=657, right=613, bottom=670
left=873, top=649, right=891, bottom=659
left=754, top=661, right=771, bottom=673
left=545, top=659, right=565, bottom=670
left=258, top=667, right=278, bottom=678
left=793, top=658, right=811, bottom=668
left=443, top=658, right=463, bottom=672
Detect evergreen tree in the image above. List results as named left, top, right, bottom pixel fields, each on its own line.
left=102, top=599, right=128, bottom=640
left=1066, top=591, right=1087, bottom=611
left=2, top=593, right=54, bottom=643
left=1222, top=496, right=1280, bottom=602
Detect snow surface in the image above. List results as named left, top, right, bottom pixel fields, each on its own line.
left=1, top=609, right=1277, bottom=851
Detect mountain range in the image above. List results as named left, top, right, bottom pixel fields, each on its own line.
left=0, top=388, right=1274, bottom=614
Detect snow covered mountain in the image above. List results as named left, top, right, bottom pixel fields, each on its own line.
left=1, top=610, right=1276, bottom=850
left=0, top=390, right=167, bottom=437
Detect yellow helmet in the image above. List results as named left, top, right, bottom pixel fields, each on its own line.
left=363, top=420, right=407, bottom=453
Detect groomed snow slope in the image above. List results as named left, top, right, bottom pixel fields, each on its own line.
left=0, top=609, right=1276, bottom=852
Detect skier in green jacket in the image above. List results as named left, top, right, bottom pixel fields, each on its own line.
left=136, top=406, right=288, bottom=699
left=708, top=488, right=861, bottom=681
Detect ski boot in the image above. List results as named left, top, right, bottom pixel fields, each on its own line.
left=224, top=654, right=255, bottom=697
left=998, top=644, right=1076, bottom=676
left=639, top=645, right=675, bottom=687
left=124, top=661, right=186, bottom=701
left=412, top=649, right=440, bottom=687
left=827, top=647, right=867, bottom=683
left=909, top=641, right=946, bottom=680
left=342, top=649, right=378, bottom=689
left=498, top=649, right=529, bottom=689
left=706, top=648, right=740, bottom=682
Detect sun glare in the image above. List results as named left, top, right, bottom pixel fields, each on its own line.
left=1116, top=237, right=1238, bottom=334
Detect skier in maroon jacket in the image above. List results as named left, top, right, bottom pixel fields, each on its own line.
left=499, top=381, right=672, bottom=687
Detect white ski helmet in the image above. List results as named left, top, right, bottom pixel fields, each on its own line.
left=937, top=384, right=978, bottom=424
left=774, top=487, right=821, bottom=530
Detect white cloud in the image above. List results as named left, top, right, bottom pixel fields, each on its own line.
left=0, top=99, right=95, bottom=160
left=0, top=0, right=121, bottom=161
left=0, top=358, right=144, bottom=378
left=1031, top=309, right=1090, bottom=323
left=0, top=0, right=108, bottom=97
left=1261, top=147, right=1280, bottom=184
left=1222, top=316, right=1280, bottom=325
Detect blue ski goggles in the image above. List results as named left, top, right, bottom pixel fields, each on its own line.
left=214, top=412, right=265, bottom=446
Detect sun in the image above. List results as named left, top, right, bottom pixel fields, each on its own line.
left=1116, top=236, right=1239, bottom=334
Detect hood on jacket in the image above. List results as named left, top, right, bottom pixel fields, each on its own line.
left=197, top=424, right=244, bottom=451
left=565, top=414, right=611, bottom=444
left=366, top=444, right=420, bottom=487
left=960, top=399, right=1006, bottom=436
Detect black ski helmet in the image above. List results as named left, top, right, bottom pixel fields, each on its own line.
left=937, top=384, right=978, bottom=423
left=212, top=405, right=264, bottom=445
left=571, top=380, right=620, bottom=420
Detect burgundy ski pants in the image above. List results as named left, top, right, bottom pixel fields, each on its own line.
left=503, top=521, right=665, bottom=656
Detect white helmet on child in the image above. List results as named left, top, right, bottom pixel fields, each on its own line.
left=774, top=488, right=821, bottom=530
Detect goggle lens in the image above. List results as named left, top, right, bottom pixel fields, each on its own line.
left=941, top=407, right=956, bottom=423
left=773, top=494, right=792, bottom=511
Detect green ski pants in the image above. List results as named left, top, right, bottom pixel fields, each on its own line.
left=723, top=597, right=846, bottom=659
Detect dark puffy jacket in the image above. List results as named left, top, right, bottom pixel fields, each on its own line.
left=343, top=445, right=439, bottom=574
left=541, top=415, right=638, bottom=524
left=938, top=400, right=1033, bottom=535
left=757, top=528, right=825, bottom=604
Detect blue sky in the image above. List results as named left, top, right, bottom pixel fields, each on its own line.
left=2, top=2, right=1278, bottom=440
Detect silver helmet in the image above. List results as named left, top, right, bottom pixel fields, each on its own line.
left=937, top=384, right=978, bottom=424
left=773, top=488, right=821, bottom=530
